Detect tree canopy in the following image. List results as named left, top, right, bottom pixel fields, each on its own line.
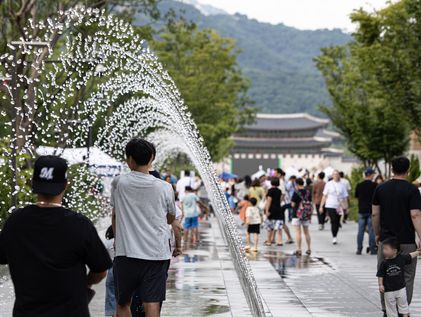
left=150, top=21, right=254, bottom=161
left=316, top=0, right=421, bottom=175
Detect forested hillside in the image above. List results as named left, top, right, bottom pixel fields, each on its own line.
left=136, top=0, right=351, bottom=114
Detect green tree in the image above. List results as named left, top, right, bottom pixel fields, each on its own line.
left=150, top=21, right=255, bottom=161
left=315, top=44, right=410, bottom=176
left=408, top=154, right=421, bottom=183
left=350, top=0, right=421, bottom=134
left=0, top=138, right=33, bottom=220
left=316, top=0, right=421, bottom=176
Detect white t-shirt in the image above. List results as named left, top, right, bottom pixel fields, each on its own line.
left=340, top=178, right=351, bottom=194
left=323, top=180, right=348, bottom=209
left=111, top=171, right=176, bottom=260
left=278, top=178, right=288, bottom=204
left=246, top=206, right=262, bottom=225
left=176, top=176, right=193, bottom=200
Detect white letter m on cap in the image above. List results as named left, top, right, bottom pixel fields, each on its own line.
left=40, top=167, right=54, bottom=180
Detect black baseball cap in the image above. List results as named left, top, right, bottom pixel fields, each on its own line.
left=32, top=156, right=68, bottom=196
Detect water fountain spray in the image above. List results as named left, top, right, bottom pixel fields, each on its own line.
left=1, top=7, right=266, bottom=315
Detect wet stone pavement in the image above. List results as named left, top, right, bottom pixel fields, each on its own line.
left=0, top=216, right=253, bottom=317
left=239, top=216, right=421, bottom=317
left=3, top=216, right=421, bottom=316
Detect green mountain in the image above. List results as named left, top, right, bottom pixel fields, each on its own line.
left=135, top=1, right=351, bottom=114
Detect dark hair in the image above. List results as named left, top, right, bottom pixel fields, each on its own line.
left=243, top=195, right=250, bottom=201
left=251, top=179, right=260, bottom=187
left=244, top=175, right=252, bottom=188
left=149, top=170, right=161, bottom=179
left=296, top=178, right=304, bottom=186
left=392, top=156, right=410, bottom=175
left=184, top=170, right=191, bottom=177
left=271, top=177, right=280, bottom=187
left=318, top=172, right=325, bottom=180
left=306, top=178, right=312, bottom=186
left=275, top=168, right=285, bottom=176
left=382, top=237, right=400, bottom=251
left=105, top=225, right=114, bottom=240
left=250, top=197, right=258, bottom=206
left=339, top=171, right=345, bottom=178
left=125, top=138, right=156, bottom=166
left=289, top=175, right=296, bottom=180
left=185, top=186, right=193, bottom=192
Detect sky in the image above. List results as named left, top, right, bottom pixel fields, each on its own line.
left=193, top=0, right=391, bottom=31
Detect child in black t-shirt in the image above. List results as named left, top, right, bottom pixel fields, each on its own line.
left=377, top=237, right=421, bottom=317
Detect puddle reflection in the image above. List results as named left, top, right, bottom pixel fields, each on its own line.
left=246, top=248, right=332, bottom=278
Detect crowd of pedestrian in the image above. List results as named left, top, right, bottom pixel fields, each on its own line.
left=223, top=156, right=421, bottom=317
left=1, top=135, right=421, bottom=317
left=224, top=166, right=355, bottom=255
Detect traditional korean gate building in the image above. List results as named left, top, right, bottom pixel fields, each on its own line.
left=230, top=113, right=352, bottom=176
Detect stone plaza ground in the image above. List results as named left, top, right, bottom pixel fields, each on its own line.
left=2, top=215, right=421, bottom=316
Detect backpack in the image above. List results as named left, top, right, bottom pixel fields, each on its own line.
left=296, top=190, right=312, bottom=221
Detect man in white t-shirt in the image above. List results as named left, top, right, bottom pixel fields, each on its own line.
left=111, top=138, right=181, bottom=317
left=176, top=170, right=193, bottom=200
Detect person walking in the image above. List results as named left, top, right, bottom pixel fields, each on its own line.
left=245, top=198, right=262, bottom=253
left=291, top=178, right=312, bottom=256
left=274, top=168, right=294, bottom=244
left=0, top=156, right=112, bottom=317
left=111, top=139, right=181, bottom=317
left=181, top=186, right=202, bottom=245
left=319, top=170, right=348, bottom=245
left=264, top=178, right=284, bottom=246
left=236, top=175, right=252, bottom=201
left=372, top=156, right=421, bottom=317
left=176, top=170, right=193, bottom=200
left=313, top=172, right=326, bottom=230
left=377, top=237, right=421, bottom=317
left=286, top=176, right=297, bottom=222
left=238, top=195, right=251, bottom=225
left=355, top=167, right=377, bottom=255
left=339, top=171, right=351, bottom=223
left=249, top=179, right=265, bottom=206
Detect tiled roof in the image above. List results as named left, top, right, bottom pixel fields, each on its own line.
left=233, top=136, right=332, bottom=149
left=245, top=113, right=329, bottom=131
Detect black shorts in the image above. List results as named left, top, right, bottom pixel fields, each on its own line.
left=247, top=224, right=260, bottom=234
left=113, top=256, right=170, bottom=305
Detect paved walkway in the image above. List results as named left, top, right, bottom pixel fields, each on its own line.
left=241, top=216, right=421, bottom=317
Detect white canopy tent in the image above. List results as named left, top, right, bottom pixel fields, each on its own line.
left=36, top=146, right=123, bottom=177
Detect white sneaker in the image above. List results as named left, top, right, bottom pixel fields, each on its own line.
left=332, top=238, right=338, bottom=245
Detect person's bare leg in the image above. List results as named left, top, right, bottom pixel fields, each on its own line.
left=265, top=230, right=273, bottom=245
left=246, top=232, right=251, bottom=248
left=295, top=226, right=302, bottom=253
left=143, top=302, right=161, bottom=317
left=192, top=228, right=197, bottom=244
left=195, top=225, right=200, bottom=242
left=303, top=226, right=311, bottom=252
left=254, top=233, right=259, bottom=250
left=116, top=303, right=132, bottom=317
left=277, top=229, right=283, bottom=245
left=183, top=229, right=189, bottom=246
left=283, top=223, right=292, bottom=241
